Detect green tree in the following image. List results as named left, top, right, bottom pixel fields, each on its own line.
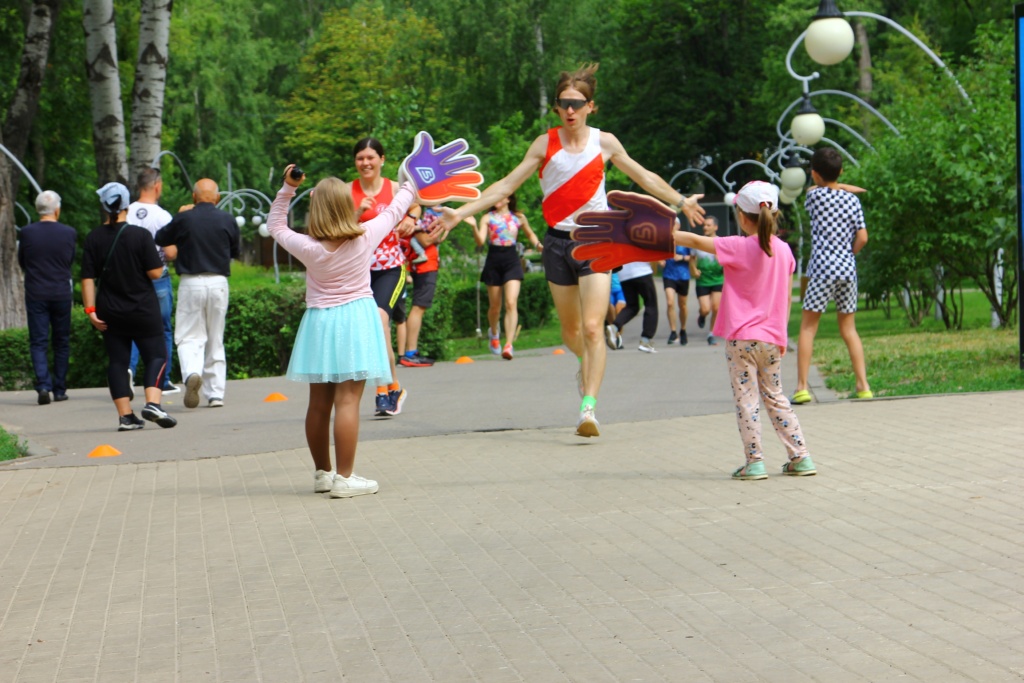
left=278, top=3, right=456, bottom=178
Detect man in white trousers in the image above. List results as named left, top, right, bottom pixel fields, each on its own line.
left=155, top=178, right=240, bottom=409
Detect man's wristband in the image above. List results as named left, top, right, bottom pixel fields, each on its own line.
left=673, top=197, right=688, bottom=213
left=84, top=306, right=96, bottom=314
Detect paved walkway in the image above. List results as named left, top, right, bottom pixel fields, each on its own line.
left=1, top=311, right=1022, bottom=681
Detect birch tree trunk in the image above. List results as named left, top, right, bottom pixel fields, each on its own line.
left=82, top=0, right=128, bottom=186
left=534, top=22, right=547, bottom=120
left=3, top=0, right=62, bottom=197
left=855, top=21, right=873, bottom=131
left=128, top=0, right=173, bottom=193
left=0, top=129, right=26, bottom=329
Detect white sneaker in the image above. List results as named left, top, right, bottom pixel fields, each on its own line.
left=604, top=324, right=618, bottom=350
left=638, top=338, right=657, bottom=353
left=329, top=473, right=379, bottom=498
left=576, top=405, right=600, bottom=438
left=314, top=470, right=336, bottom=493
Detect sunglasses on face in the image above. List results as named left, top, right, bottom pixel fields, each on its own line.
left=555, top=98, right=589, bottom=111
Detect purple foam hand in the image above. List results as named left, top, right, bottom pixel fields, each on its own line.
left=399, top=131, right=483, bottom=204
left=572, top=191, right=677, bottom=252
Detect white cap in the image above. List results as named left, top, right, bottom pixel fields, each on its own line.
left=733, top=181, right=779, bottom=214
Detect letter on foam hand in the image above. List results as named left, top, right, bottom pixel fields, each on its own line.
left=571, top=191, right=677, bottom=272
left=399, top=131, right=483, bottom=204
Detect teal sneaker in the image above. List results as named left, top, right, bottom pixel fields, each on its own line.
left=732, top=460, right=768, bottom=480
left=782, top=456, right=817, bottom=476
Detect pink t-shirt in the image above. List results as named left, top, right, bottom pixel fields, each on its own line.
left=712, top=234, right=794, bottom=348
left=267, top=182, right=414, bottom=308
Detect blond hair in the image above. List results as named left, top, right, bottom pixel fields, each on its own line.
left=308, top=177, right=363, bottom=241
left=554, top=63, right=600, bottom=114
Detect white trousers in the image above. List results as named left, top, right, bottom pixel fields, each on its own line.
left=175, top=274, right=229, bottom=401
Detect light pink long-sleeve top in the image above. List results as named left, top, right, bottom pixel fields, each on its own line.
left=267, top=181, right=415, bottom=308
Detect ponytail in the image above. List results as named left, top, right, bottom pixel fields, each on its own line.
left=738, top=206, right=780, bottom=257
left=103, top=201, right=121, bottom=225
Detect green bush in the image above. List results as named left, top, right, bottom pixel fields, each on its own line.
left=0, top=425, right=28, bottom=461
left=223, top=283, right=307, bottom=378
left=0, top=327, right=33, bottom=390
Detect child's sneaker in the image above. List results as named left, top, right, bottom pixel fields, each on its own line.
left=707, top=334, right=718, bottom=346
left=329, top=473, right=379, bottom=498
left=790, top=389, right=812, bottom=405
left=501, top=343, right=514, bottom=360
left=375, top=393, right=391, bottom=417
left=782, top=456, right=817, bottom=476
left=314, top=470, right=336, bottom=493
left=385, top=388, right=407, bottom=416
left=732, top=460, right=768, bottom=480
left=575, top=405, right=600, bottom=438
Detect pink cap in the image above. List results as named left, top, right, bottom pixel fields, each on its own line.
left=733, top=181, right=779, bottom=213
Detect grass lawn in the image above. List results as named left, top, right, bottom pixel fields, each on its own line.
left=0, top=426, right=28, bottom=461
left=787, top=289, right=1024, bottom=398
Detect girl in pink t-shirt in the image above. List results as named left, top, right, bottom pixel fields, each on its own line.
left=674, top=181, right=815, bottom=481
left=267, top=165, right=415, bottom=499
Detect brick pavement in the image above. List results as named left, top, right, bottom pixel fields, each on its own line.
left=1, top=391, right=1022, bottom=682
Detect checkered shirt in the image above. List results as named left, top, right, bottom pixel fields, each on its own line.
left=804, top=187, right=865, bottom=280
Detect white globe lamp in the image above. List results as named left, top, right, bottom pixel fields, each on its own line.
left=780, top=167, right=806, bottom=192
left=779, top=187, right=800, bottom=205
left=790, top=97, right=825, bottom=146
left=258, top=223, right=270, bottom=238
left=251, top=215, right=263, bottom=226
left=724, top=191, right=737, bottom=207
left=235, top=215, right=246, bottom=228
left=804, top=0, right=854, bottom=66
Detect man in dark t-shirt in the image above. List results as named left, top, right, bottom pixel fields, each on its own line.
left=17, top=191, right=78, bottom=405
left=155, top=178, right=240, bottom=409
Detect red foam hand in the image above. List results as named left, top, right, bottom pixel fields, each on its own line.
left=570, top=191, right=676, bottom=272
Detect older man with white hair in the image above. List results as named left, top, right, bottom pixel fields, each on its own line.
left=17, top=190, right=78, bottom=404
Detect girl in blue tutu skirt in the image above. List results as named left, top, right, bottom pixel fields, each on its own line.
left=267, top=165, right=416, bottom=498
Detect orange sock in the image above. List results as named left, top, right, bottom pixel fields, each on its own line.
left=376, top=386, right=388, bottom=395
left=388, top=382, right=400, bottom=392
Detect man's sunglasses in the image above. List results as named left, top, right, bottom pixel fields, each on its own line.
left=555, top=98, right=589, bottom=111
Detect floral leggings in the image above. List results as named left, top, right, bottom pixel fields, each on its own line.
left=725, top=339, right=809, bottom=463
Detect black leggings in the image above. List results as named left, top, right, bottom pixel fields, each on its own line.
left=103, top=331, right=166, bottom=400
left=614, top=274, right=659, bottom=339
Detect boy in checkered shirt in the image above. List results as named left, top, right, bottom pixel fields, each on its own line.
left=791, top=148, right=872, bottom=404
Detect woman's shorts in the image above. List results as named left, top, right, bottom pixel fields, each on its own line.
left=695, top=283, right=723, bottom=297
left=480, top=245, right=524, bottom=286
left=542, top=230, right=596, bottom=286
left=663, top=278, right=690, bottom=296
left=370, top=265, right=407, bottom=318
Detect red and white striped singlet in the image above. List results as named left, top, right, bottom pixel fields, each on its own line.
left=538, top=127, right=607, bottom=231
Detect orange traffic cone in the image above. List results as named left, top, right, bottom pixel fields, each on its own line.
left=264, top=392, right=288, bottom=402
left=88, top=444, right=121, bottom=458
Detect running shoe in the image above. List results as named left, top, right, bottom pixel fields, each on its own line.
left=604, top=324, right=619, bottom=350
left=385, top=388, right=407, bottom=416
left=502, top=343, right=514, bottom=360
left=329, top=473, right=379, bottom=498
left=314, top=470, right=336, bottom=493
left=679, top=330, right=688, bottom=346
left=399, top=353, right=435, bottom=367
left=855, top=390, right=874, bottom=399
left=697, top=313, right=706, bottom=329
left=488, top=329, right=501, bottom=355
left=375, top=393, right=391, bottom=417
left=732, top=461, right=768, bottom=480
left=576, top=405, right=600, bottom=438
left=667, top=331, right=678, bottom=345
left=183, top=373, right=202, bottom=409
left=141, top=403, right=177, bottom=428
left=638, top=338, right=656, bottom=353
left=117, top=413, right=145, bottom=431
left=707, top=335, right=718, bottom=346
left=162, top=384, right=181, bottom=394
